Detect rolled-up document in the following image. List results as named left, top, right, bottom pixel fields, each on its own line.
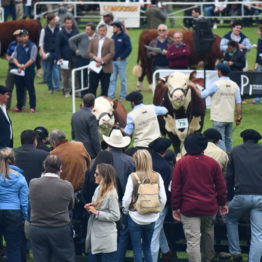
left=10, top=69, right=25, bottom=76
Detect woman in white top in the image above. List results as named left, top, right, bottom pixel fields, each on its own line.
left=122, top=150, right=166, bottom=262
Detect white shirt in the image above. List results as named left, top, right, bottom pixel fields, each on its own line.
left=122, top=172, right=167, bottom=225
left=42, top=173, right=60, bottom=178
left=0, top=104, right=12, bottom=139
left=97, top=37, right=105, bottom=58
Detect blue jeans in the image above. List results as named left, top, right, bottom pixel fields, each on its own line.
left=0, top=209, right=22, bottom=262
left=45, top=53, right=60, bottom=90
left=151, top=207, right=169, bottom=262
left=128, top=216, right=155, bottom=262
left=3, top=4, right=16, bottom=21
left=95, top=252, right=117, bottom=262
left=204, top=5, right=214, bottom=17
left=108, top=60, right=127, bottom=99
left=212, top=121, right=232, bottom=153
left=117, top=214, right=129, bottom=262
left=226, top=195, right=262, bottom=262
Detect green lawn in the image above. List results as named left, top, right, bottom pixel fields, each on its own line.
left=0, top=24, right=261, bottom=147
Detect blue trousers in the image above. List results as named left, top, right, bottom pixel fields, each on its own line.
left=0, top=209, right=22, bottom=262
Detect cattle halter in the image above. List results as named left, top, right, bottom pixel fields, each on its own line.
left=97, top=112, right=114, bottom=124
left=168, top=86, right=190, bottom=99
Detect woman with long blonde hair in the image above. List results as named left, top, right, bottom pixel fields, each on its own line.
left=0, top=148, right=28, bottom=262
left=84, top=163, right=120, bottom=262
left=122, top=149, right=167, bottom=262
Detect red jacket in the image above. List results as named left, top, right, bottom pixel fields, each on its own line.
left=166, top=43, right=191, bottom=69
left=171, top=154, right=227, bottom=217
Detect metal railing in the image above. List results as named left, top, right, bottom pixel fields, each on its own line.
left=34, top=1, right=262, bottom=23
left=0, top=7, right=4, bottom=22
left=71, top=64, right=90, bottom=113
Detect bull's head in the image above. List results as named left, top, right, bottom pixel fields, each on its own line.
left=166, top=72, right=191, bottom=110
left=92, top=97, right=115, bottom=135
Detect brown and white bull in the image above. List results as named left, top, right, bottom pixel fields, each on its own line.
left=92, top=96, right=127, bottom=139
left=153, top=72, right=206, bottom=153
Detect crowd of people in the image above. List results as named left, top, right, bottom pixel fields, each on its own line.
left=1, top=77, right=262, bottom=262
left=1, top=3, right=262, bottom=262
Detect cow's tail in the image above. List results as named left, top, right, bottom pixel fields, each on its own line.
left=132, top=50, right=142, bottom=78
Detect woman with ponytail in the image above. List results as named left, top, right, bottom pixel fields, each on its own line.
left=0, top=148, right=28, bottom=262
left=84, top=163, right=120, bottom=262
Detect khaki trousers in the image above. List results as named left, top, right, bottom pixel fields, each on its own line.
left=15, top=2, right=23, bottom=19
left=61, top=68, right=72, bottom=94
left=181, top=214, right=216, bottom=262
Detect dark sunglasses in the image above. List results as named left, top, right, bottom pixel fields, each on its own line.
left=158, top=29, right=166, bottom=32
left=94, top=172, right=100, bottom=177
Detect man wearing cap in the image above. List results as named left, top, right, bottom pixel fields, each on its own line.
left=0, top=86, right=13, bottom=148
left=102, top=129, right=135, bottom=262
left=11, top=29, right=38, bottom=113
left=34, top=126, right=51, bottom=152
left=171, top=133, right=228, bottom=262
left=98, top=11, right=114, bottom=38
left=203, top=128, right=229, bottom=174
left=71, top=94, right=101, bottom=159
left=149, top=137, right=173, bottom=262
left=108, top=21, right=132, bottom=100
left=226, top=129, right=262, bottom=261
left=124, top=91, right=168, bottom=148
left=5, top=29, right=24, bottom=110
left=189, top=63, right=242, bottom=153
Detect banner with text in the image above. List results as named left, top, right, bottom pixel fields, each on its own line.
left=100, top=3, right=141, bottom=28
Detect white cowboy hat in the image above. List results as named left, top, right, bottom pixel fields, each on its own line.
left=103, top=129, right=131, bottom=148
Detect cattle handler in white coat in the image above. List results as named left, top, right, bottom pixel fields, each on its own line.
left=189, top=64, right=242, bottom=153
left=123, top=91, right=168, bottom=148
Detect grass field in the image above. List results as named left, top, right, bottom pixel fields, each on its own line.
left=0, top=22, right=261, bottom=147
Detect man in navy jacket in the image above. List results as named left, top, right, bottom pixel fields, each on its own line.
left=108, top=21, right=132, bottom=100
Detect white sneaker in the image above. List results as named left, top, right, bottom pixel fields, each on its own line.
left=213, top=24, right=217, bottom=29
left=65, top=93, right=71, bottom=98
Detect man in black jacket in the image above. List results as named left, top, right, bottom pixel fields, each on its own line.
left=55, top=17, right=78, bottom=97
left=71, top=94, right=101, bottom=159
left=0, top=86, right=13, bottom=148
left=226, top=129, right=262, bottom=261
left=14, top=129, right=48, bottom=184
left=223, top=41, right=245, bottom=71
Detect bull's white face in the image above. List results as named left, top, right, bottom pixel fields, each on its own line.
left=166, top=72, right=191, bottom=110
left=92, top=97, right=115, bottom=128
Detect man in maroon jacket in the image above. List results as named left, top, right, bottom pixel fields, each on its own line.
left=166, top=31, right=191, bottom=69
left=171, top=133, right=228, bottom=262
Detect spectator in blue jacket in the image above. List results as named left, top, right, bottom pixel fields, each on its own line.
left=108, top=21, right=132, bottom=100
left=0, top=147, right=28, bottom=262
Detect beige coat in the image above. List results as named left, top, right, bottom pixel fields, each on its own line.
left=50, top=140, right=90, bottom=191
left=87, top=37, right=115, bottom=73
left=85, top=187, right=120, bottom=254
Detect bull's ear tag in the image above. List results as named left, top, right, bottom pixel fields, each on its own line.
left=175, top=118, right=189, bottom=129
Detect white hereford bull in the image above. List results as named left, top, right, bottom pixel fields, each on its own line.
left=92, top=96, right=127, bottom=139
left=153, top=72, right=206, bottom=153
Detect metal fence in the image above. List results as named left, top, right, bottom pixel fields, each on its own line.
left=71, top=64, right=90, bottom=113
left=0, top=7, right=4, bottom=22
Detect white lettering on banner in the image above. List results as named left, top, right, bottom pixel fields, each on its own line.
left=100, top=3, right=140, bottom=28
left=240, top=74, right=249, bottom=95
left=175, top=118, right=188, bottom=129
left=251, top=84, right=262, bottom=90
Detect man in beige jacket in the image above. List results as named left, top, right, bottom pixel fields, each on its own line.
left=87, top=24, right=115, bottom=97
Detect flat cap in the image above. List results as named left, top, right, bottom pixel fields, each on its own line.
left=34, top=126, right=49, bottom=139
left=0, top=85, right=9, bottom=94
left=13, top=29, right=22, bottom=36
left=216, top=63, right=231, bottom=75
left=203, top=128, right=222, bottom=142
left=240, top=129, right=261, bottom=141
left=19, top=29, right=29, bottom=36
left=103, top=11, right=113, bottom=17
left=126, top=91, right=143, bottom=102
left=184, top=133, right=208, bottom=155
left=149, top=137, right=172, bottom=153
left=111, top=20, right=122, bottom=30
